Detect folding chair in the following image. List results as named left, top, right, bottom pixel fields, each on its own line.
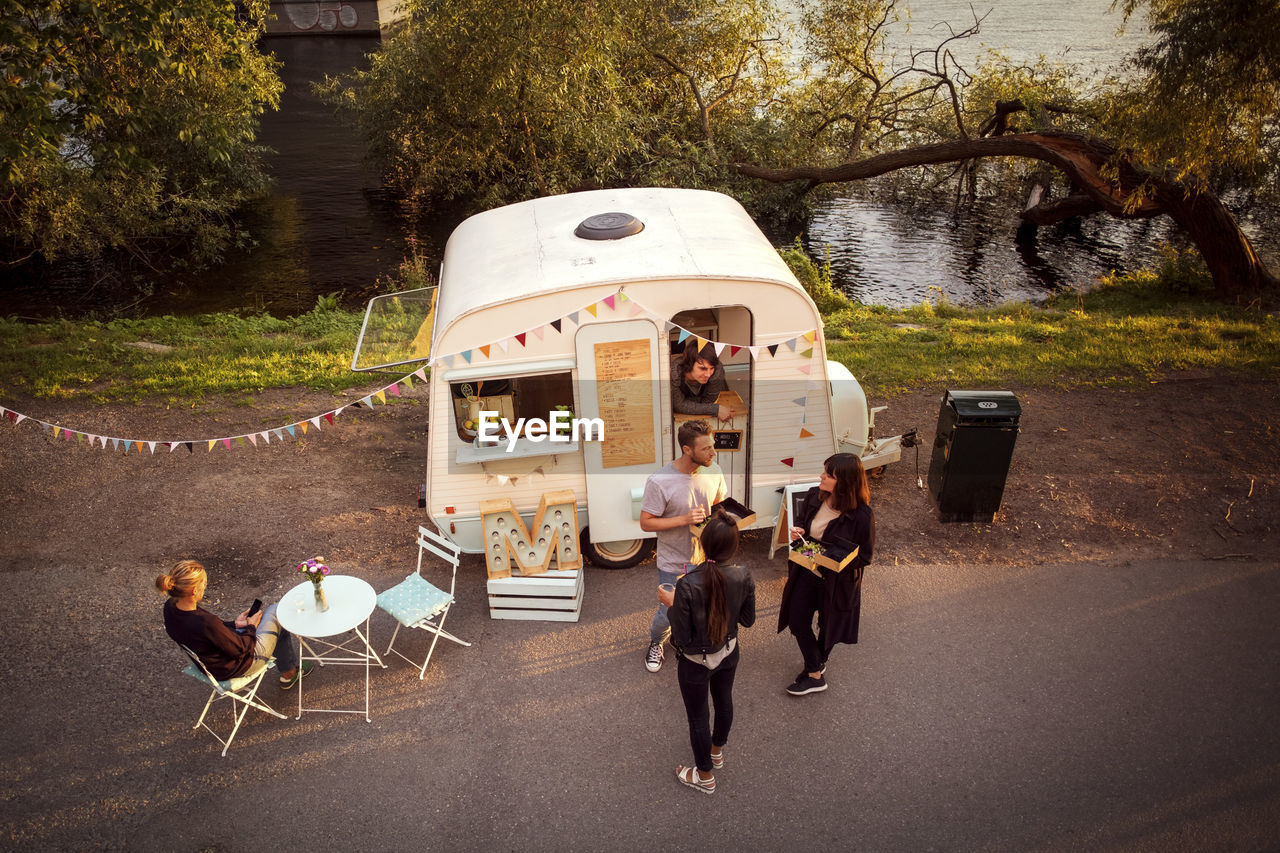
left=178, top=644, right=287, bottom=756
left=377, top=525, right=471, bottom=679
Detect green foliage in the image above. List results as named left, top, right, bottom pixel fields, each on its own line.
left=321, top=0, right=793, bottom=215
left=778, top=239, right=851, bottom=313
left=0, top=0, right=283, bottom=267
left=1111, top=0, right=1280, bottom=185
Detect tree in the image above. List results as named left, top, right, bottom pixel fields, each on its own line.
left=0, top=0, right=282, bottom=270
left=736, top=0, right=1278, bottom=297
left=322, top=0, right=793, bottom=215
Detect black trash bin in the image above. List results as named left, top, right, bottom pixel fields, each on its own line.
left=927, top=390, right=1021, bottom=522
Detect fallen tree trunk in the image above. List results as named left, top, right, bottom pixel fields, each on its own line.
left=736, top=130, right=1277, bottom=297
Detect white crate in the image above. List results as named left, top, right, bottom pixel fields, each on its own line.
left=486, top=567, right=584, bottom=622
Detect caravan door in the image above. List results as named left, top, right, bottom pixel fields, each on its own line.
left=574, top=319, right=666, bottom=543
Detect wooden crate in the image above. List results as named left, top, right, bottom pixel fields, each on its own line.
left=487, top=567, right=584, bottom=622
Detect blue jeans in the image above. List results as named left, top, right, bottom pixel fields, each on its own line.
left=253, top=603, right=299, bottom=674
left=649, top=565, right=690, bottom=645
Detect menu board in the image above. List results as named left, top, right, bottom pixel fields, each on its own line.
left=594, top=339, right=655, bottom=469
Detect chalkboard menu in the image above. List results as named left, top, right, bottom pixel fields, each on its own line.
left=593, top=339, right=655, bottom=469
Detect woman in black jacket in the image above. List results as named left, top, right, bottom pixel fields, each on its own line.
left=778, top=452, right=875, bottom=697
left=667, top=509, right=756, bottom=794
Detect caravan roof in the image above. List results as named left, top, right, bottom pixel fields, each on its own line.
left=433, top=188, right=803, bottom=349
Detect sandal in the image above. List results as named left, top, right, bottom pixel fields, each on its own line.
left=710, top=747, right=724, bottom=770
left=676, top=765, right=716, bottom=795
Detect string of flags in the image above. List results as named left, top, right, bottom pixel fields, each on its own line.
left=2, top=287, right=827, bottom=468
left=429, top=288, right=821, bottom=370
left=0, top=368, right=427, bottom=455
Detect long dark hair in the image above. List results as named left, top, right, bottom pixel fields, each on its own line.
left=822, top=452, right=871, bottom=514
left=698, top=509, right=739, bottom=646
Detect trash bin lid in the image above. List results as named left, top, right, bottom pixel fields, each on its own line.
left=946, top=390, right=1021, bottom=419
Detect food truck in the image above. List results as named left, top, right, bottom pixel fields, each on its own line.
left=352, top=187, right=902, bottom=568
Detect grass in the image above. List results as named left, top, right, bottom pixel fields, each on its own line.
left=826, top=272, right=1280, bottom=396
left=2, top=260, right=1277, bottom=405
left=0, top=306, right=370, bottom=404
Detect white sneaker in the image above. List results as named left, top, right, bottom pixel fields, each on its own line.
left=645, top=642, right=664, bottom=673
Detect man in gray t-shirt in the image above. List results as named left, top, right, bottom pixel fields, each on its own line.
left=639, top=419, right=726, bottom=673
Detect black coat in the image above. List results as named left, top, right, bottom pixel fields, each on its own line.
left=776, top=487, right=875, bottom=650
left=670, top=562, right=756, bottom=655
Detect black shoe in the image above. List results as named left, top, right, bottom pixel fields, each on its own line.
left=794, top=661, right=828, bottom=683
left=786, top=674, right=828, bottom=696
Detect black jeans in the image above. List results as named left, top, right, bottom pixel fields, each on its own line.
left=786, top=569, right=827, bottom=673
left=676, top=645, right=740, bottom=773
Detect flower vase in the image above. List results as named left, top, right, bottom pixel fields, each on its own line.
left=313, top=583, right=329, bottom=612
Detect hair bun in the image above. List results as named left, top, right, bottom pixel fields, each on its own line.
left=154, top=574, right=174, bottom=593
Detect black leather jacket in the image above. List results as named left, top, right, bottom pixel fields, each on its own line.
left=669, top=561, right=756, bottom=655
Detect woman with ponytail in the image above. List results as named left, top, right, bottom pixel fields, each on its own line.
left=156, top=560, right=307, bottom=689
left=666, top=509, right=756, bottom=794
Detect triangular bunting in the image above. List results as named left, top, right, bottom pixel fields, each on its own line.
left=221, top=438, right=231, bottom=449
left=414, top=367, right=427, bottom=382
left=170, top=442, right=180, bottom=453
left=247, top=434, right=257, bottom=447
left=300, top=421, right=309, bottom=435
left=360, top=396, right=373, bottom=409
left=786, top=338, right=798, bottom=352
left=781, top=457, right=794, bottom=467
left=207, top=440, right=216, bottom=452
left=374, top=391, right=386, bottom=405
left=532, top=326, right=544, bottom=341
left=628, top=303, right=643, bottom=317
left=618, top=291, right=629, bottom=303
left=748, top=346, right=760, bottom=359
left=260, top=431, right=270, bottom=444
left=185, top=442, right=194, bottom=454
left=804, top=331, right=817, bottom=343
left=677, top=329, right=691, bottom=344
left=323, top=413, right=334, bottom=426
left=461, top=350, right=472, bottom=364
left=567, top=311, right=579, bottom=326
left=713, top=342, right=726, bottom=357
left=729, top=346, right=741, bottom=357
left=235, top=437, right=246, bottom=447
left=798, top=363, right=812, bottom=375
left=479, top=346, right=491, bottom=358
left=286, top=426, right=296, bottom=437
left=516, top=333, right=526, bottom=347
left=388, top=382, right=400, bottom=397
left=767, top=344, right=779, bottom=357
left=799, top=428, right=814, bottom=439
left=792, top=397, right=807, bottom=406
left=550, top=319, right=562, bottom=333
left=148, top=441, right=157, bottom=453
left=800, top=348, right=813, bottom=359
left=585, top=304, right=598, bottom=318
left=603, top=294, right=616, bottom=310
left=310, top=416, right=322, bottom=430
left=52, top=426, right=60, bottom=439
left=495, top=339, right=509, bottom=354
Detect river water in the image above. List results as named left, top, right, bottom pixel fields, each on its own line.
left=5, top=3, right=1273, bottom=316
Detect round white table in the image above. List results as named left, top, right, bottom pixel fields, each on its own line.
left=277, top=575, right=385, bottom=722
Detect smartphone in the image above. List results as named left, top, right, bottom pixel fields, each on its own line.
left=247, top=598, right=262, bottom=618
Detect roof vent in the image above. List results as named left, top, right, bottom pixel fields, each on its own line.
left=574, top=212, right=644, bottom=240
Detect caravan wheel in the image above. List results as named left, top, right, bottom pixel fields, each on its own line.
left=580, top=528, right=655, bottom=569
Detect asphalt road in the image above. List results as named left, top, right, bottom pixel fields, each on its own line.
left=3, top=540, right=1278, bottom=852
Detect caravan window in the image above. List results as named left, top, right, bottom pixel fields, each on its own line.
left=449, top=373, right=575, bottom=441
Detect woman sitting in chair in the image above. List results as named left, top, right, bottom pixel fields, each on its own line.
left=156, top=560, right=307, bottom=689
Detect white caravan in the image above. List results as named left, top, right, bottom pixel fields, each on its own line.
left=353, top=187, right=902, bottom=567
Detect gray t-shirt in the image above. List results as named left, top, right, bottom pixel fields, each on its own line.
left=641, top=460, right=727, bottom=572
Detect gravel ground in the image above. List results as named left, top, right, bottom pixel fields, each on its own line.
left=0, top=373, right=1276, bottom=850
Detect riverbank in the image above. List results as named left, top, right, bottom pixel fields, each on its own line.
left=3, top=277, right=1277, bottom=405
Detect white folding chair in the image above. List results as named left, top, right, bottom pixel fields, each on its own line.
left=178, top=644, right=286, bottom=756
left=377, top=525, right=471, bottom=679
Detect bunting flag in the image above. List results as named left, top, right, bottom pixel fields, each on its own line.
left=2, top=287, right=828, bottom=461
left=799, top=427, right=814, bottom=439
left=1, top=364, right=429, bottom=459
